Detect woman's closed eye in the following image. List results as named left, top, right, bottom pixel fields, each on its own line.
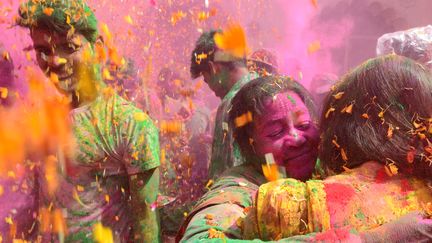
left=267, top=126, right=284, bottom=138
left=296, top=121, right=311, bottom=131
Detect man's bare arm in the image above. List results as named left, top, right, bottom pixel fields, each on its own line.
left=129, top=167, right=160, bottom=242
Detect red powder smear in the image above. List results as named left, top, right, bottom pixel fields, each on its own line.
left=374, top=167, right=390, bottom=183
left=324, top=183, right=356, bottom=225
left=399, top=179, right=412, bottom=195
left=315, top=226, right=354, bottom=242
left=325, top=183, right=356, bottom=207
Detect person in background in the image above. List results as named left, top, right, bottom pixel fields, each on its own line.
left=247, top=48, right=279, bottom=76
left=154, top=67, right=212, bottom=239
left=309, top=73, right=339, bottom=114
left=103, top=58, right=143, bottom=103
left=0, top=44, right=39, bottom=241
left=377, top=25, right=432, bottom=68
left=0, top=44, right=16, bottom=107
left=190, top=30, right=258, bottom=179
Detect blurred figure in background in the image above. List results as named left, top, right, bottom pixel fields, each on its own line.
left=247, top=48, right=279, bottom=76
left=0, top=44, right=16, bottom=107
left=0, top=45, right=39, bottom=241
left=190, top=30, right=258, bottom=179
left=377, top=25, right=432, bottom=68
left=103, top=58, right=142, bottom=103
left=155, top=67, right=212, bottom=239
left=309, top=73, right=339, bottom=114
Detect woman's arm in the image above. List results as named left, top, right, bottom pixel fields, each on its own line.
left=179, top=201, right=362, bottom=242
left=181, top=206, right=432, bottom=243
left=180, top=203, right=244, bottom=242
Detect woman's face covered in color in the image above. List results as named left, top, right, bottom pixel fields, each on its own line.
left=252, top=91, right=319, bottom=181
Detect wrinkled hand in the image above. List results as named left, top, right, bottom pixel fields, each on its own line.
left=361, top=211, right=432, bottom=243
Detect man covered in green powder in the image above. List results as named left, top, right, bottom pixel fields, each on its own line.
left=190, top=30, right=258, bottom=179
left=17, top=0, right=161, bottom=241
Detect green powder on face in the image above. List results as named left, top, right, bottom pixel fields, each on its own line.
left=287, top=94, right=296, bottom=105
left=355, top=208, right=365, bottom=221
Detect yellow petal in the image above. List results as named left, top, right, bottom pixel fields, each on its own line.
left=102, top=68, right=114, bottom=81
left=332, top=92, right=344, bottom=100
left=50, top=72, right=59, bottom=84
left=0, top=87, right=8, bottom=99
left=124, top=15, right=133, bottom=25
left=341, top=148, right=348, bottom=161
left=4, top=216, right=12, bottom=225
left=93, top=222, right=114, bottom=243
left=133, top=112, right=147, bottom=122
left=341, top=103, right=353, bottom=114
left=325, top=107, right=335, bottom=118
left=234, top=111, right=253, bottom=127
left=307, top=40, right=321, bottom=54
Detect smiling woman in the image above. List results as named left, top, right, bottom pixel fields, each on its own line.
left=178, top=57, right=432, bottom=242
left=230, top=76, right=319, bottom=181
left=252, top=91, right=318, bottom=180
left=177, top=75, right=322, bottom=242
left=240, top=55, right=432, bottom=242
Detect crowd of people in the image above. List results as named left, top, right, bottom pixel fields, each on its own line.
left=2, top=0, right=432, bottom=242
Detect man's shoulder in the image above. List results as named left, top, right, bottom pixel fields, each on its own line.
left=101, top=93, right=153, bottom=122
left=222, top=72, right=259, bottom=102
left=75, top=93, right=156, bottom=137
left=220, top=165, right=265, bottom=185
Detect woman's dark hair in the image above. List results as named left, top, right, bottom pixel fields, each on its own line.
left=320, top=54, right=432, bottom=176
left=229, top=75, right=317, bottom=162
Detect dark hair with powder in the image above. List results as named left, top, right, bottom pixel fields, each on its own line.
left=17, top=0, right=99, bottom=44
left=190, top=30, right=246, bottom=79
left=229, top=75, right=317, bottom=161
left=320, top=54, right=432, bottom=176
left=190, top=30, right=219, bottom=79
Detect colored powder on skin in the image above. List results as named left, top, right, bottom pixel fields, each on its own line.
left=354, top=208, right=365, bottom=221
left=287, top=94, right=296, bottom=105
left=324, top=183, right=356, bottom=225
left=374, top=167, right=390, bottom=183
left=399, top=179, right=412, bottom=195
left=314, top=229, right=339, bottom=242
left=325, top=183, right=355, bottom=206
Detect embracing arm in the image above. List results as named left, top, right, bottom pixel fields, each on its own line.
left=181, top=189, right=432, bottom=243
left=179, top=201, right=362, bottom=243
left=180, top=203, right=244, bottom=242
